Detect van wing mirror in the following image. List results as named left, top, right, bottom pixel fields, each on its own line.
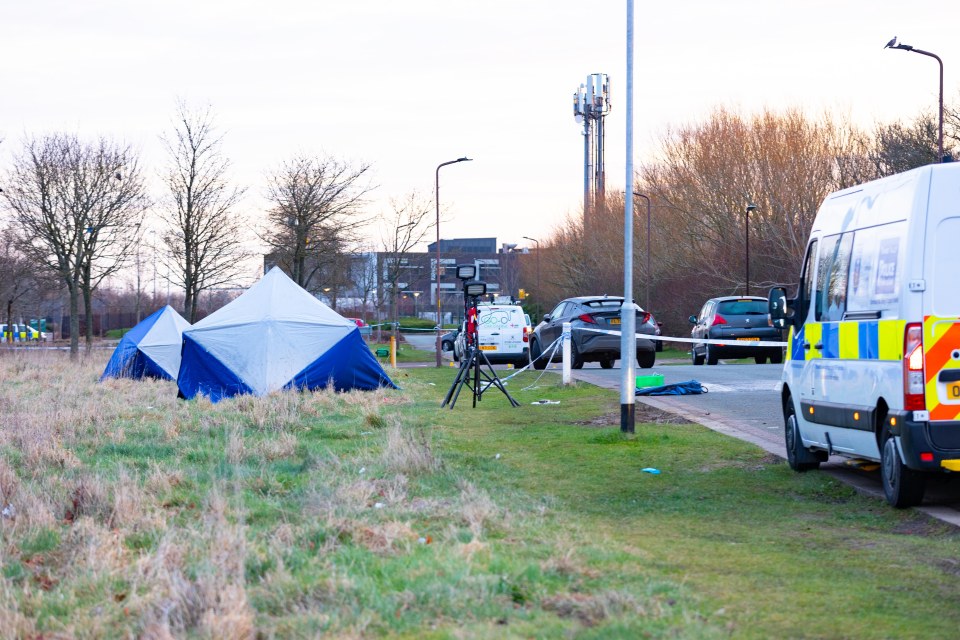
left=542, top=314, right=551, bottom=322
left=768, top=287, right=790, bottom=328
left=688, top=315, right=698, bottom=325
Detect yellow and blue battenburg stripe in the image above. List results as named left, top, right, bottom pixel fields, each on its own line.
left=789, top=320, right=905, bottom=362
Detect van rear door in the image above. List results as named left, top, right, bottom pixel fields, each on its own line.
left=922, top=165, right=960, bottom=422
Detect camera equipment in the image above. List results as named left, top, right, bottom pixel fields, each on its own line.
left=441, top=267, right=519, bottom=409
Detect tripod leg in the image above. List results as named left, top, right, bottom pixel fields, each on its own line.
left=442, top=355, right=473, bottom=408
left=472, top=348, right=482, bottom=407
left=476, top=351, right=521, bottom=407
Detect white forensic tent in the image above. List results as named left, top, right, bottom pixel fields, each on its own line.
left=177, top=267, right=395, bottom=401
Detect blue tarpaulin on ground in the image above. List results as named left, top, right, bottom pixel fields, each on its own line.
left=635, top=380, right=707, bottom=396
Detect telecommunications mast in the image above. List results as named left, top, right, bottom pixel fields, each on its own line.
left=572, top=73, right=611, bottom=228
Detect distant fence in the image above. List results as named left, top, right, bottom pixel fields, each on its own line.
left=59, top=313, right=140, bottom=338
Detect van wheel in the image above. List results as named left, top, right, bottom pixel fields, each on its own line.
left=706, top=345, right=719, bottom=365
left=785, top=397, right=820, bottom=472
left=531, top=339, right=546, bottom=371
left=599, top=358, right=614, bottom=369
left=770, top=350, right=784, bottom=365
left=754, top=355, right=767, bottom=364
left=692, top=347, right=705, bottom=366
left=881, top=435, right=926, bottom=508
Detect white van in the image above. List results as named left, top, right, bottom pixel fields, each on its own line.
left=453, top=304, right=529, bottom=367
left=769, top=162, right=960, bottom=507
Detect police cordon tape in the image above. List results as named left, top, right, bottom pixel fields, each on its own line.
left=466, top=325, right=788, bottom=394
left=367, top=323, right=441, bottom=332
left=579, top=326, right=788, bottom=348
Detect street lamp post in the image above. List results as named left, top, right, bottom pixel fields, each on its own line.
left=435, top=156, right=472, bottom=367
left=413, top=291, right=420, bottom=317
left=631, top=193, right=651, bottom=310
left=884, top=37, right=945, bottom=162
left=745, top=202, right=757, bottom=296
left=522, top=236, right=540, bottom=320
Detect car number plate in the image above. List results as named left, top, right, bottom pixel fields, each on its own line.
left=947, top=382, right=960, bottom=401
left=609, top=318, right=621, bottom=325
left=479, top=345, right=496, bottom=351
left=737, top=337, right=760, bottom=341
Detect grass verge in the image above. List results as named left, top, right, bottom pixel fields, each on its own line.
left=0, top=351, right=957, bottom=638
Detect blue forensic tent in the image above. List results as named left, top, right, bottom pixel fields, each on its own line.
left=177, top=267, right=396, bottom=402
left=101, top=305, right=191, bottom=381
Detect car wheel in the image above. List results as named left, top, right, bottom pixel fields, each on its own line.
left=784, top=397, right=820, bottom=472
left=599, top=357, right=614, bottom=369
left=881, top=434, right=926, bottom=508
left=754, top=355, right=767, bottom=364
left=531, top=339, right=546, bottom=371
left=570, top=341, right=584, bottom=369
left=637, top=351, right=655, bottom=369
left=770, top=349, right=784, bottom=365
left=692, top=347, right=705, bottom=366
left=706, top=344, right=719, bottom=365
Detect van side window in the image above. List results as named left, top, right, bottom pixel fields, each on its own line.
left=847, top=222, right=905, bottom=317
left=797, top=239, right=818, bottom=327
left=816, top=233, right=853, bottom=322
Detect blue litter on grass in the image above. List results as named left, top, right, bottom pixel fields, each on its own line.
left=641, top=468, right=661, bottom=475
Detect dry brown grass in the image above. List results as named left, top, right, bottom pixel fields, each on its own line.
left=381, top=416, right=440, bottom=474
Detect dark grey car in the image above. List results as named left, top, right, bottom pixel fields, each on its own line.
left=530, top=296, right=657, bottom=370
left=688, top=296, right=784, bottom=365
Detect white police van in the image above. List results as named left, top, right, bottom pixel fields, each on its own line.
left=453, top=303, right=529, bottom=368
left=769, top=162, right=960, bottom=507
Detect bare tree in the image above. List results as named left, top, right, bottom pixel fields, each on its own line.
left=870, top=112, right=942, bottom=176
left=3, top=134, right=147, bottom=357
left=159, top=102, right=249, bottom=322
left=262, top=154, right=375, bottom=294
left=0, top=227, right=35, bottom=337
left=379, top=192, right=432, bottom=334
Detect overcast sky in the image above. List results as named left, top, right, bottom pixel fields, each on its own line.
left=2, top=1, right=957, bottom=276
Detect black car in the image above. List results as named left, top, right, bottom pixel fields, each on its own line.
left=530, top=296, right=657, bottom=370
left=440, top=330, right=458, bottom=354
left=688, top=296, right=784, bottom=365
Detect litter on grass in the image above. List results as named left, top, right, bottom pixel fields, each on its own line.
left=641, top=468, right=661, bottom=475
left=531, top=399, right=560, bottom=405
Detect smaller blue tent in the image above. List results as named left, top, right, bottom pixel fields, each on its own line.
left=101, top=306, right=191, bottom=381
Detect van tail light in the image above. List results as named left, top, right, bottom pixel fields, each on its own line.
left=903, top=323, right=926, bottom=411
left=711, top=314, right=727, bottom=327
left=639, top=312, right=651, bottom=325
left=578, top=314, right=597, bottom=324
left=522, top=326, right=529, bottom=343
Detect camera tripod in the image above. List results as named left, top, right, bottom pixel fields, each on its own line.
left=441, top=343, right=520, bottom=409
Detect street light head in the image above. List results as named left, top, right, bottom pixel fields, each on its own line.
left=746, top=202, right=758, bottom=213
left=884, top=36, right=913, bottom=51
left=457, top=157, right=472, bottom=163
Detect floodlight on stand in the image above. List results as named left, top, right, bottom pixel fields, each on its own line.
left=463, top=280, right=487, bottom=297
left=456, top=264, right=477, bottom=280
